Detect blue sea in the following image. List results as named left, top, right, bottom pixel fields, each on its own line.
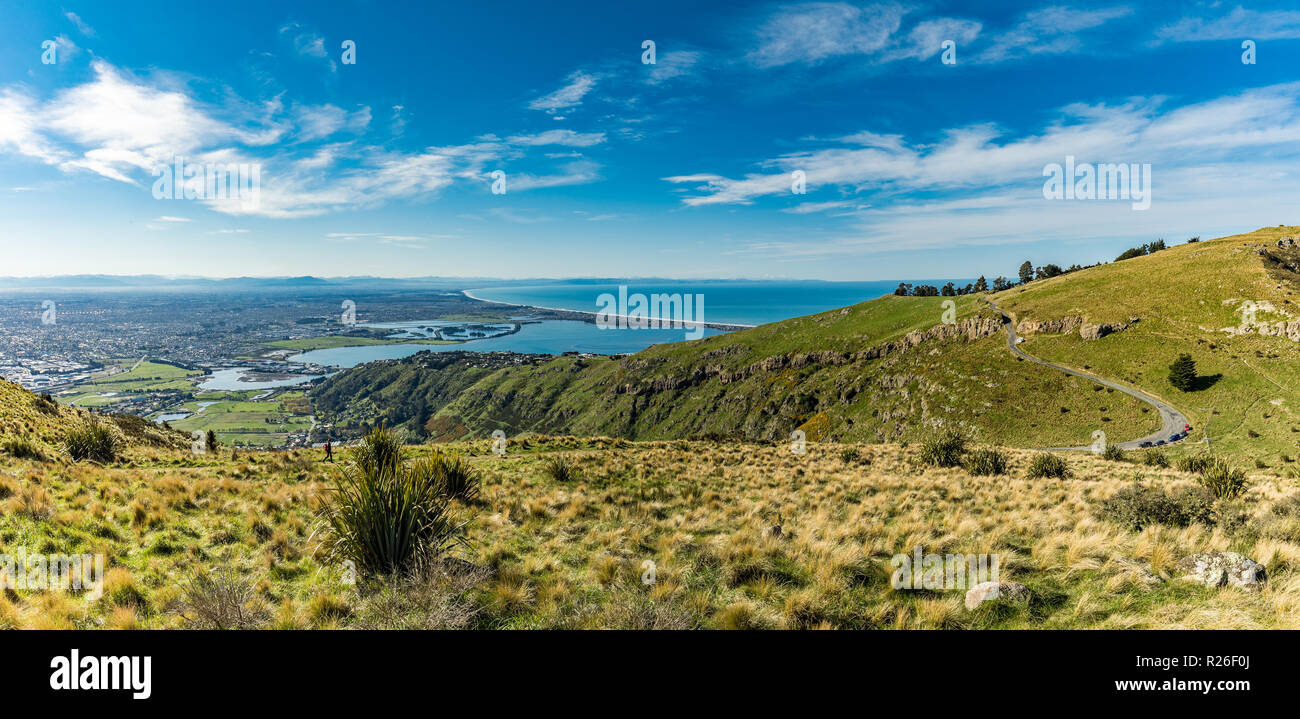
left=464, top=279, right=938, bottom=327
left=289, top=279, right=970, bottom=367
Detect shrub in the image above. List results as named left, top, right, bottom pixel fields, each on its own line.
left=1, top=436, right=45, bottom=461
left=965, top=447, right=1008, bottom=476
left=1177, top=453, right=1213, bottom=474
left=1101, top=445, right=1126, bottom=462
left=62, top=424, right=119, bottom=463
left=1095, top=484, right=1215, bottom=531
left=1199, top=458, right=1248, bottom=499
left=434, top=452, right=480, bottom=503
left=1025, top=453, right=1070, bottom=479
left=317, top=427, right=467, bottom=578
left=172, top=568, right=269, bottom=630
left=1141, top=450, right=1169, bottom=468
left=919, top=430, right=967, bottom=468
left=839, top=447, right=862, bottom=464
left=543, top=455, right=579, bottom=482
left=205, top=429, right=218, bottom=454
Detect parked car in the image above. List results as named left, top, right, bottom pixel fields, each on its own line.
left=1139, top=441, right=1152, bottom=448
left=1156, top=440, right=1166, bottom=446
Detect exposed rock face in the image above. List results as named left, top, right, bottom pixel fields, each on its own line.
left=1079, top=319, right=1136, bottom=340
left=1016, top=315, right=1137, bottom=340
left=1176, top=552, right=1267, bottom=591
left=1016, top=316, right=1083, bottom=335
left=964, top=581, right=1030, bottom=610
left=1245, top=320, right=1300, bottom=342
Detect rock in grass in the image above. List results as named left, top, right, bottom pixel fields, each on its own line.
left=762, top=525, right=783, bottom=539
left=1114, top=557, right=1163, bottom=588
left=964, top=581, right=1030, bottom=610
left=1176, top=552, right=1267, bottom=591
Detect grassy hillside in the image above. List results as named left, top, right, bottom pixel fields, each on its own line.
left=312, top=227, right=1300, bottom=471
left=0, top=379, right=188, bottom=456
left=994, top=225, right=1300, bottom=467
left=314, top=295, right=1156, bottom=450
left=1, top=418, right=1297, bottom=629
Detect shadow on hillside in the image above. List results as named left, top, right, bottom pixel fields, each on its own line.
left=1190, top=373, right=1223, bottom=392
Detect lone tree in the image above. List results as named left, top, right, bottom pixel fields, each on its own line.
left=205, top=429, right=219, bottom=454
left=1018, top=260, right=1034, bottom=285
left=1168, top=354, right=1197, bottom=391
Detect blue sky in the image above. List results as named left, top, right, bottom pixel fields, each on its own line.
left=1, top=0, right=1299, bottom=281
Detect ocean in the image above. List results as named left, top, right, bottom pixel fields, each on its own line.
left=464, top=279, right=967, bottom=327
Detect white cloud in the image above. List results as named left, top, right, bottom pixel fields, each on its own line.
left=64, top=10, right=96, bottom=37
left=154, top=215, right=190, bottom=222
left=528, top=71, right=599, bottom=114
left=1157, top=7, right=1300, bottom=42
left=747, top=2, right=905, bottom=68
left=645, top=50, right=704, bottom=85
left=975, top=6, right=1132, bottom=63
left=0, top=59, right=602, bottom=218
left=505, top=129, right=605, bottom=147
left=666, top=82, right=1300, bottom=255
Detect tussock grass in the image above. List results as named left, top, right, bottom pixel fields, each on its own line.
left=1026, top=453, right=1071, bottom=479
left=965, top=447, right=1008, bottom=476
left=62, top=424, right=120, bottom=463
left=919, top=430, right=967, bottom=468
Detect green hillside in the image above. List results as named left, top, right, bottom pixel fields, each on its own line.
left=311, top=226, right=1300, bottom=469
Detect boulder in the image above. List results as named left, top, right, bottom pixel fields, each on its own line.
left=964, top=581, right=1030, bottom=610
left=1176, top=552, right=1267, bottom=591
left=762, top=525, right=783, bottom=540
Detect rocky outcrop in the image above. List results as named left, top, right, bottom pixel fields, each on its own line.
left=1016, top=315, right=1137, bottom=340
left=1080, top=318, right=1138, bottom=340
left=1016, top=316, right=1083, bottom=335
left=964, top=581, right=1030, bottom=610
left=1176, top=552, right=1267, bottom=591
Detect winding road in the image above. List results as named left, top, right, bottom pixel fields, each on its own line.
left=987, top=301, right=1190, bottom=451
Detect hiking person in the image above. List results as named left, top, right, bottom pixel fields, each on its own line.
left=324, top=440, right=333, bottom=462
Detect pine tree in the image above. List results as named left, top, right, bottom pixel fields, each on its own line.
left=1168, top=354, right=1197, bottom=391
left=974, top=275, right=988, bottom=292
left=1018, top=261, right=1034, bottom=285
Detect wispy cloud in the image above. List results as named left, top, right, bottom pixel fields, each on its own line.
left=747, top=2, right=905, bottom=68
left=64, top=10, right=96, bottom=37
left=505, top=129, right=605, bottom=147
left=1156, top=6, right=1300, bottom=42
left=667, top=81, right=1300, bottom=253
left=974, top=6, right=1132, bottom=63
left=0, top=59, right=604, bottom=219
left=528, top=71, right=600, bottom=115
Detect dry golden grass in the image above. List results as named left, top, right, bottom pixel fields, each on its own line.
left=1, top=435, right=1296, bottom=629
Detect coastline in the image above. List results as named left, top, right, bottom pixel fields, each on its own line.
left=461, top=289, right=757, bottom=330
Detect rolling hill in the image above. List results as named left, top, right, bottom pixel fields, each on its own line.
left=313, top=226, right=1300, bottom=468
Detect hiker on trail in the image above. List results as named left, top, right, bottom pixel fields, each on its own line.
left=324, top=440, right=333, bottom=462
